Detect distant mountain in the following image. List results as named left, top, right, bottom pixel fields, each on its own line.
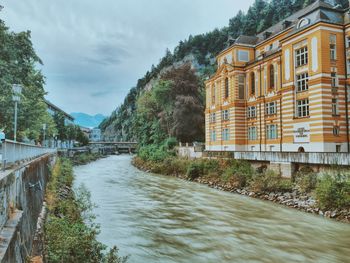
left=71, top=112, right=106, bottom=128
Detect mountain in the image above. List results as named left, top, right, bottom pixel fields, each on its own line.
left=71, top=112, right=106, bottom=128
left=100, top=0, right=350, bottom=141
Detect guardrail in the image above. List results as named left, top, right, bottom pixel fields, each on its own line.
left=203, top=150, right=350, bottom=166
left=0, top=139, right=57, bottom=170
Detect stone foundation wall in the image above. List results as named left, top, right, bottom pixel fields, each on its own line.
left=0, top=154, right=56, bottom=263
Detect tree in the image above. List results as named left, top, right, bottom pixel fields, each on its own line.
left=0, top=19, right=55, bottom=142
left=172, top=95, right=204, bottom=142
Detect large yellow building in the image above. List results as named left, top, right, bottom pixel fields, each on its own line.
left=205, top=0, right=350, bottom=153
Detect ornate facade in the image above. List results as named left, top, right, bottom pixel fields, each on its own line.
left=205, top=0, right=350, bottom=153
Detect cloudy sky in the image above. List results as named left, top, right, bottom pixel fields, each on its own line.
left=1, top=0, right=254, bottom=115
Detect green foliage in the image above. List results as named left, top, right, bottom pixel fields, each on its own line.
left=72, top=152, right=103, bottom=165
left=315, top=172, right=350, bottom=210
left=0, top=19, right=58, bottom=141
left=138, top=142, right=175, bottom=162
left=294, top=166, right=317, bottom=193
left=186, top=161, right=204, bottom=180
left=251, top=170, right=293, bottom=192
left=221, top=160, right=254, bottom=187
left=45, top=159, right=127, bottom=263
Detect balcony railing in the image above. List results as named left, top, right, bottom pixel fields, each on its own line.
left=0, top=139, right=57, bottom=170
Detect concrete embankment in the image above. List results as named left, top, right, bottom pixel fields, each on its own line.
left=0, top=154, right=56, bottom=263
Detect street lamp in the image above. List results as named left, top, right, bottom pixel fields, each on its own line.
left=42, top=123, right=46, bottom=147
left=12, top=84, right=22, bottom=142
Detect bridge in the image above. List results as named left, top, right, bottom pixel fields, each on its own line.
left=89, top=141, right=138, bottom=154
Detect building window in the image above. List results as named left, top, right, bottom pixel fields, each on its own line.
left=224, top=78, right=229, bottom=99
left=210, top=130, right=216, bottom=142
left=330, top=34, right=336, bottom=60
left=331, top=72, right=337, bottom=88
left=210, top=113, right=216, bottom=123
left=247, top=106, right=257, bottom=118
left=296, top=72, right=309, bottom=92
left=237, top=50, right=249, bottom=62
left=250, top=72, right=255, bottom=95
left=347, top=59, right=350, bottom=76
left=297, top=99, right=309, bottom=117
left=266, top=124, right=278, bottom=139
left=265, top=101, right=277, bottom=115
left=248, top=127, right=257, bottom=140
left=222, top=128, right=230, bottom=141
left=211, top=85, right=216, bottom=105
left=332, top=98, right=339, bottom=116
left=269, top=64, right=275, bottom=90
left=296, top=46, right=308, bottom=67
left=222, top=110, right=229, bottom=121
left=347, top=36, right=350, bottom=48
left=336, top=144, right=341, bottom=152
left=333, top=126, right=340, bottom=136
left=238, top=75, right=245, bottom=99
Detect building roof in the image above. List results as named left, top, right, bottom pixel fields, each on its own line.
left=44, top=99, right=74, bottom=121
left=255, top=0, right=344, bottom=45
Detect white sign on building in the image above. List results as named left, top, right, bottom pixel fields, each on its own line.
left=293, top=123, right=310, bottom=143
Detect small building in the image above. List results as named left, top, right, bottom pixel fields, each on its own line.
left=90, top=128, right=101, bottom=142
left=79, top=126, right=91, bottom=139
left=45, top=99, right=74, bottom=125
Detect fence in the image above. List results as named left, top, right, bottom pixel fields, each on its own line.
left=0, top=139, right=57, bottom=170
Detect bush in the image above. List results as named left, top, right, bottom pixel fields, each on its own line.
left=186, top=161, right=204, bottom=180
left=315, top=172, right=350, bottom=210
left=251, top=169, right=293, bottom=192
left=221, top=160, right=254, bottom=188
left=202, top=159, right=220, bottom=175
left=138, top=144, right=173, bottom=162
left=294, top=166, right=317, bottom=193
left=163, top=137, right=178, bottom=150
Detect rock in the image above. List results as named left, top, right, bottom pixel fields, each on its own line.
left=248, top=192, right=255, bottom=197
left=319, top=210, right=324, bottom=216
left=331, top=211, right=338, bottom=218
left=284, top=192, right=292, bottom=199
left=324, top=211, right=331, bottom=218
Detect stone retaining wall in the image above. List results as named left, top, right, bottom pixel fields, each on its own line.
left=0, top=154, right=56, bottom=263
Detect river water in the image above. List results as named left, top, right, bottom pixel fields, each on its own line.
left=74, top=155, right=350, bottom=263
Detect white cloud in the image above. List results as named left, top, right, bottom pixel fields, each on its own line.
left=1, top=0, right=254, bottom=115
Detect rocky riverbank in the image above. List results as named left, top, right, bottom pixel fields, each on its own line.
left=133, top=157, right=350, bottom=224
left=194, top=177, right=350, bottom=223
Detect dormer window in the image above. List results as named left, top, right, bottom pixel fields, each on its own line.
left=237, top=50, right=249, bottom=62
left=282, top=20, right=291, bottom=30
left=297, top=18, right=310, bottom=29
left=263, top=31, right=272, bottom=40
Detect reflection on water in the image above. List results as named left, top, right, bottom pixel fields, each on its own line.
left=74, top=155, right=350, bottom=263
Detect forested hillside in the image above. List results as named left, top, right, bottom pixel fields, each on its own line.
left=100, top=0, right=349, bottom=142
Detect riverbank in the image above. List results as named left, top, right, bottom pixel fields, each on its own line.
left=132, top=156, right=350, bottom=224
left=43, top=158, right=127, bottom=263
left=71, top=152, right=105, bottom=165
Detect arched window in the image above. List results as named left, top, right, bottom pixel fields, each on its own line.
left=250, top=72, right=255, bottom=95
left=224, top=78, right=229, bottom=99
left=269, top=64, right=275, bottom=90
left=298, top=147, right=305, bottom=153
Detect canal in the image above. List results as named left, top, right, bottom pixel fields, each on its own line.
left=74, top=155, right=350, bottom=263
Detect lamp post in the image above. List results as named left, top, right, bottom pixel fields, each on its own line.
left=42, top=123, right=47, bottom=147
left=12, top=84, right=22, bottom=142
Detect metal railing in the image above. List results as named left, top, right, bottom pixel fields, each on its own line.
left=0, top=139, right=57, bottom=170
